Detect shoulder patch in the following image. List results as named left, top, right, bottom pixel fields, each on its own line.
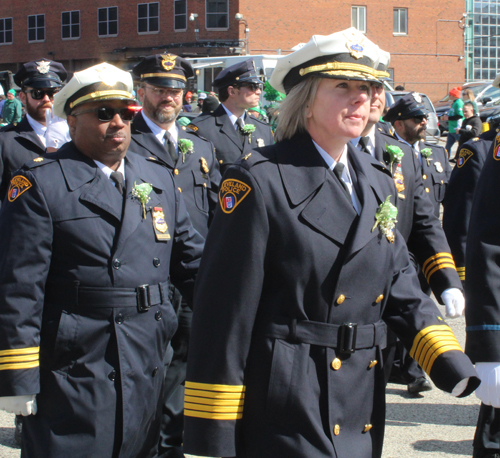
left=187, top=123, right=198, bottom=132
left=457, top=148, right=474, bottom=168
left=8, top=175, right=32, bottom=202
left=219, top=179, right=251, bottom=213
left=493, top=133, right=500, bottom=160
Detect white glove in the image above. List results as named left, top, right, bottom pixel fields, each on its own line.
left=441, top=288, right=465, bottom=318
left=475, top=362, right=500, bottom=407
left=44, top=108, right=71, bottom=150
left=0, top=395, right=37, bottom=415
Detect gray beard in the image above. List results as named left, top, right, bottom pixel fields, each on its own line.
left=154, top=106, right=180, bottom=124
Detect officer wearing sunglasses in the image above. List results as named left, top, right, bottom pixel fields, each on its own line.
left=0, top=58, right=67, bottom=207
left=189, top=58, right=274, bottom=175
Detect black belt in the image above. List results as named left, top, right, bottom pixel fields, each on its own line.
left=45, top=281, right=169, bottom=313
left=264, top=318, right=387, bottom=353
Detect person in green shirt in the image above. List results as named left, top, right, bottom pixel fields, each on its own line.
left=444, top=87, right=464, bottom=159
left=1, top=89, right=23, bottom=126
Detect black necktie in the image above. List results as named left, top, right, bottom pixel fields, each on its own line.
left=235, top=118, right=245, bottom=145
left=358, top=136, right=371, bottom=155
left=110, top=171, right=124, bottom=196
left=164, top=133, right=178, bottom=163
left=333, top=163, right=352, bottom=203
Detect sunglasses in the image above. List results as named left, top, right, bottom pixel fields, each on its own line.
left=72, top=106, right=140, bottom=122
left=24, top=88, right=60, bottom=100
left=237, top=82, right=263, bottom=92
left=412, top=115, right=428, bottom=123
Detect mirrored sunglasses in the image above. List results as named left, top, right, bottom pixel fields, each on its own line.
left=25, top=88, right=60, bottom=100
left=72, top=106, right=141, bottom=122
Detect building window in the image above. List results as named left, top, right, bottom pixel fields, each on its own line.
left=175, top=0, right=187, bottom=31
left=138, top=2, right=159, bottom=34
left=98, top=6, right=118, bottom=37
left=28, top=14, right=45, bottom=42
left=62, top=11, right=80, bottom=40
left=393, top=8, right=408, bottom=35
left=206, top=0, right=228, bottom=29
left=351, top=6, right=366, bottom=33
left=0, top=18, right=13, bottom=45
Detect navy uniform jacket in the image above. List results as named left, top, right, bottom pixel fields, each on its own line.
left=417, top=141, right=451, bottom=218
left=183, top=134, right=479, bottom=458
left=465, top=131, right=500, bottom=362
left=443, top=131, right=494, bottom=283
left=0, top=116, right=45, bottom=205
left=189, top=103, right=274, bottom=175
left=371, top=129, right=461, bottom=299
left=130, top=111, right=221, bottom=238
left=0, top=142, right=204, bottom=458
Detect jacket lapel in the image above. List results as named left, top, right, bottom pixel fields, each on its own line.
left=373, top=129, right=390, bottom=169
left=16, top=117, right=45, bottom=152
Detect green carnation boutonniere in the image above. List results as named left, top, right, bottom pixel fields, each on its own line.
left=242, top=124, right=256, bottom=143
left=420, top=148, right=433, bottom=166
left=385, top=144, right=404, bottom=173
left=371, top=196, right=398, bottom=243
left=131, top=181, right=153, bottom=219
left=178, top=139, right=194, bottom=163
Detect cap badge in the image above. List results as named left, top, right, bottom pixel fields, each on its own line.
left=96, top=66, right=118, bottom=87
left=161, top=54, right=177, bottom=72
left=411, top=92, right=422, bottom=103
left=36, top=61, right=51, bottom=74
left=346, top=41, right=364, bottom=59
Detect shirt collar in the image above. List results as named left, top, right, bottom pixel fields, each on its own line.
left=351, top=125, right=376, bottom=156
left=142, top=111, right=179, bottom=146
left=221, top=103, right=245, bottom=128
left=94, top=159, right=126, bottom=180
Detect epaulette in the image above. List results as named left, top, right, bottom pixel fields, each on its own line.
left=23, top=156, right=56, bottom=170
left=180, top=125, right=211, bottom=143
left=145, top=155, right=169, bottom=168
left=371, top=161, right=392, bottom=178
left=0, top=123, right=16, bottom=133
left=247, top=116, right=269, bottom=127
left=234, top=149, right=270, bottom=171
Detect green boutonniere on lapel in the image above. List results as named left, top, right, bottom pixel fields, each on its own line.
left=131, top=181, right=153, bottom=219
left=371, top=196, right=398, bottom=243
left=385, top=144, right=404, bottom=174
left=420, top=148, right=433, bottom=166
left=242, top=124, right=256, bottom=143
left=178, top=139, right=194, bottom=163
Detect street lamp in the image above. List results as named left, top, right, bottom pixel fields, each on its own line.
left=235, top=13, right=249, bottom=55
left=189, top=13, right=199, bottom=41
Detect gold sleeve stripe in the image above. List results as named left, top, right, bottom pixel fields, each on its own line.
left=184, top=388, right=245, bottom=400
left=184, top=410, right=243, bottom=420
left=184, top=402, right=244, bottom=414
left=414, top=336, right=461, bottom=363
left=457, top=267, right=465, bottom=271
left=0, top=361, right=39, bottom=371
left=0, top=355, right=39, bottom=364
left=185, top=381, right=245, bottom=393
left=0, top=347, right=39, bottom=357
left=422, top=253, right=454, bottom=272
left=185, top=395, right=243, bottom=406
left=425, top=263, right=458, bottom=282
left=421, top=342, right=464, bottom=373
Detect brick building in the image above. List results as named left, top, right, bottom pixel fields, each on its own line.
left=0, top=0, right=466, bottom=101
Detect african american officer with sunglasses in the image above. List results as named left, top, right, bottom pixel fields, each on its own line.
left=0, top=59, right=67, bottom=206
left=189, top=58, right=274, bottom=175
left=0, top=62, right=204, bottom=458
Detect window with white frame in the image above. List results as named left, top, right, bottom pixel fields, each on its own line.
left=0, top=18, right=13, bottom=45
left=351, top=6, right=366, bottom=33
left=174, top=0, right=187, bottom=30
left=98, top=6, right=118, bottom=37
left=393, top=8, right=408, bottom=35
left=138, top=2, right=159, bottom=33
left=28, top=14, right=45, bottom=42
left=62, top=11, right=80, bottom=39
left=206, top=0, right=228, bottom=29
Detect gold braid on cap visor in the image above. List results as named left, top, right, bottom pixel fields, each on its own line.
left=299, top=61, right=390, bottom=80
left=141, top=73, right=187, bottom=81
left=69, top=90, right=134, bottom=109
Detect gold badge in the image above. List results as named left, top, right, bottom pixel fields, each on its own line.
left=8, top=175, right=32, bottom=202
left=344, top=30, right=365, bottom=60
left=36, top=60, right=50, bottom=74
left=152, top=207, right=171, bottom=241
left=96, top=65, right=118, bottom=87
left=200, top=157, right=209, bottom=174
left=434, top=162, right=444, bottom=173
left=33, top=157, right=44, bottom=162
left=161, top=54, right=177, bottom=72
left=219, top=179, right=252, bottom=213
left=257, top=138, right=265, bottom=147
left=393, top=164, right=405, bottom=192
left=457, top=149, right=474, bottom=168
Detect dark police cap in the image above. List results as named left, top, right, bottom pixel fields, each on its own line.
left=14, top=59, right=67, bottom=89
left=132, top=54, right=194, bottom=89
left=383, top=92, right=429, bottom=124
left=212, top=58, right=262, bottom=89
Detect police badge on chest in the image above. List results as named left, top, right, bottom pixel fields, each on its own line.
left=152, top=207, right=171, bottom=241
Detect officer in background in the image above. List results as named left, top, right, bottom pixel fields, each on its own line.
left=352, top=59, right=464, bottom=394
left=443, top=113, right=499, bottom=285
left=0, top=62, right=204, bottom=458
left=0, top=59, right=67, bottom=205
left=190, top=58, right=274, bottom=175
left=130, top=53, right=220, bottom=458
left=384, top=93, right=451, bottom=218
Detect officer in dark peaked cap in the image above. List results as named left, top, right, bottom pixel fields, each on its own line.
left=130, top=53, right=220, bottom=458
left=0, top=58, right=67, bottom=206
left=189, top=58, right=274, bottom=175
left=384, top=93, right=451, bottom=218
left=0, top=62, right=204, bottom=458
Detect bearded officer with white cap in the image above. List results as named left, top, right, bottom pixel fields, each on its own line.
left=0, top=62, right=204, bottom=457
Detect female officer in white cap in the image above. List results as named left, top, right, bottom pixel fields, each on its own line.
left=183, top=28, right=479, bottom=458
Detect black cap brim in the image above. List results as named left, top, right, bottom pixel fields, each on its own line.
left=23, top=77, right=63, bottom=89
left=142, top=77, right=185, bottom=89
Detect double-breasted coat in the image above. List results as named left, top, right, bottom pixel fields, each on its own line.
left=189, top=104, right=274, bottom=175
left=183, top=133, right=479, bottom=458
left=0, top=143, right=204, bottom=457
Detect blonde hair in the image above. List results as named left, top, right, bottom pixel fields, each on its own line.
left=463, top=89, right=475, bottom=101
left=274, top=77, right=322, bottom=142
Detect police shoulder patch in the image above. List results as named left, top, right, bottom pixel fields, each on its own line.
left=219, top=179, right=251, bottom=213
left=8, top=175, right=32, bottom=202
left=494, top=132, right=500, bottom=161
left=457, top=148, right=474, bottom=168
left=187, top=123, right=198, bottom=132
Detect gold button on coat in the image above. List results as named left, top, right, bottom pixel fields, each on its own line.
left=203, top=183, right=207, bottom=187
left=178, top=187, right=182, bottom=193
left=368, top=360, right=378, bottom=369
left=219, top=159, right=223, bottom=164
left=174, top=169, right=179, bottom=175
left=331, top=358, right=342, bottom=370
left=363, top=424, right=373, bottom=433
left=375, top=294, right=384, bottom=303
left=333, top=424, right=340, bottom=436
left=423, top=174, right=427, bottom=179
left=336, top=294, right=345, bottom=304
left=425, top=187, right=430, bottom=193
